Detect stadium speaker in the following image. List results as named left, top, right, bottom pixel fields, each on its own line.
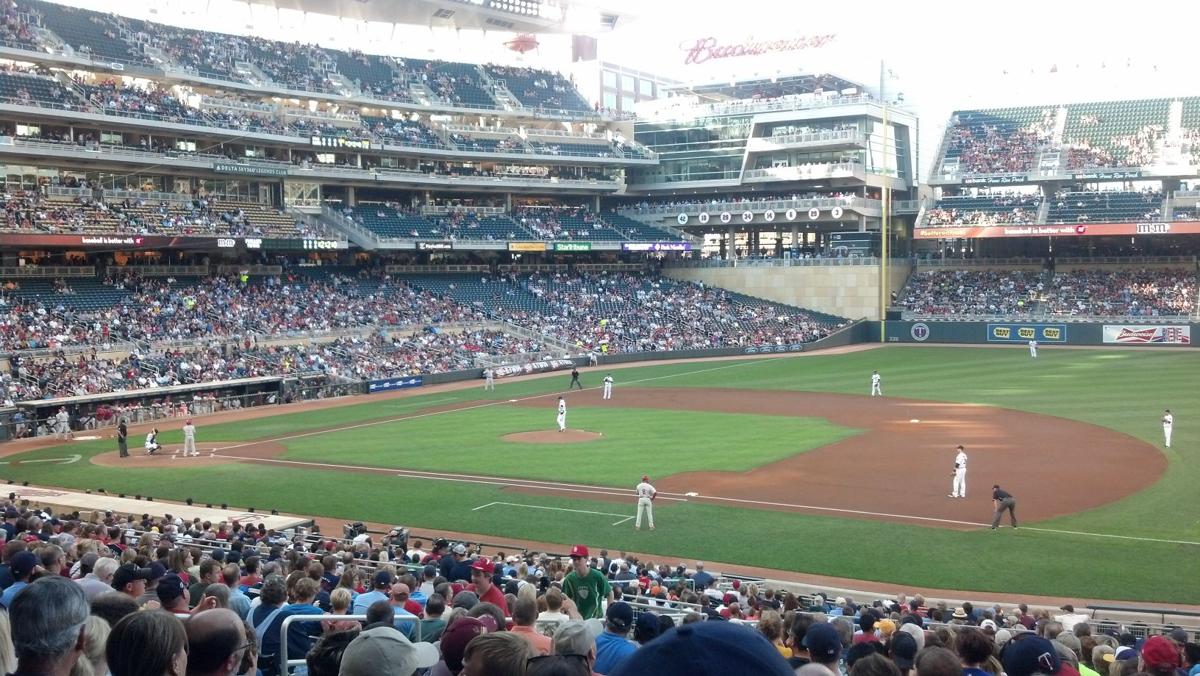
left=271, top=510, right=279, bottom=516
left=186, top=498, right=193, bottom=506
left=205, top=504, right=212, bottom=509
left=98, top=488, right=106, bottom=494
left=885, top=309, right=903, bottom=321
left=21, top=481, right=28, bottom=487
left=147, top=497, right=153, bottom=502
left=248, top=507, right=255, bottom=513
left=86, top=490, right=91, bottom=495
left=119, top=494, right=125, bottom=498
left=220, top=503, right=227, bottom=510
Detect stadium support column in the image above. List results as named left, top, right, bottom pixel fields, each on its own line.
left=879, top=89, right=891, bottom=340
left=346, top=186, right=356, bottom=207
left=594, top=195, right=601, bottom=212
left=726, top=225, right=735, bottom=260
left=791, top=224, right=799, bottom=249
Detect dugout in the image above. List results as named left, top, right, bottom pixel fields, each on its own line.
left=12, top=375, right=285, bottom=438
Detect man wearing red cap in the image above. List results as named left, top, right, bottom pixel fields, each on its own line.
left=562, top=545, right=611, bottom=620
left=635, top=475, right=656, bottom=531
left=468, top=558, right=508, bottom=615
left=181, top=419, right=198, bottom=457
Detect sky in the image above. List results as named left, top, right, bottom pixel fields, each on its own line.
left=62, top=0, right=1200, bottom=174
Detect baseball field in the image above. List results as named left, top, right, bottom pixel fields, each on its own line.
left=2, top=345, right=1196, bottom=604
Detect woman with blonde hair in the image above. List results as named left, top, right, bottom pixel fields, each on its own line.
left=321, top=588, right=360, bottom=634
left=758, top=610, right=792, bottom=657
left=68, top=615, right=111, bottom=676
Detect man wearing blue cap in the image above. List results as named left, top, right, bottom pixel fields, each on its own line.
left=611, top=620, right=794, bottom=676
left=594, top=602, right=637, bottom=674
left=0, top=551, right=39, bottom=609
left=804, top=622, right=845, bottom=674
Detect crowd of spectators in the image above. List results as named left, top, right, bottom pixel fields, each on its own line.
left=899, top=270, right=1044, bottom=316
left=900, top=267, right=1198, bottom=318
left=925, top=194, right=1042, bottom=227
left=1064, top=124, right=1163, bottom=169
left=621, top=191, right=873, bottom=213
left=1042, top=268, right=1197, bottom=317
left=507, top=271, right=842, bottom=353
left=0, top=503, right=1194, bottom=676
left=945, top=114, right=1054, bottom=175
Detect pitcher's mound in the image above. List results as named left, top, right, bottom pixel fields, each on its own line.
left=90, top=449, right=228, bottom=468
left=502, top=430, right=603, bottom=444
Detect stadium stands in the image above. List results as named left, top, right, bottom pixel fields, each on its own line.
left=900, top=267, right=1197, bottom=318
left=0, top=499, right=1187, bottom=676
left=1062, top=99, right=1169, bottom=168
left=1046, top=190, right=1163, bottom=224
left=484, top=64, right=593, bottom=113
left=925, top=193, right=1042, bottom=226
left=942, top=107, right=1054, bottom=174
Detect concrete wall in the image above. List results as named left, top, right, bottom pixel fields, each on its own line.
left=666, top=262, right=913, bottom=320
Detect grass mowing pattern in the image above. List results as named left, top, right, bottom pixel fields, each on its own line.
left=3, top=346, right=1196, bottom=602
left=280, top=408, right=858, bottom=485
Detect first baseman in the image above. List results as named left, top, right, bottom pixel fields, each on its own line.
left=1162, top=409, right=1173, bottom=448
left=949, top=445, right=967, bottom=498
left=602, top=374, right=614, bottom=400
left=635, top=474, right=656, bottom=530
left=557, top=396, right=567, bottom=432
left=483, top=368, right=495, bottom=391
left=870, top=370, right=882, bottom=397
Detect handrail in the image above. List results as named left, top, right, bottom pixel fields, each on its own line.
left=627, top=197, right=878, bottom=217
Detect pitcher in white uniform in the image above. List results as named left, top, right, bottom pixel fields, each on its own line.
left=949, top=445, right=967, bottom=498
left=556, top=397, right=567, bottom=432
left=1162, top=409, right=1173, bottom=448
left=602, top=374, right=614, bottom=400
left=870, top=370, right=882, bottom=397
left=635, top=474, right=656, bottom=530
left=181, top=419, right=198, bottom=457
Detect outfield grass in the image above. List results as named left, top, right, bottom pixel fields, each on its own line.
left=3, top=346, right=1197, bottom=603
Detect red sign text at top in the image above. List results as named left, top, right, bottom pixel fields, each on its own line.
left=680, top=34, right=837, bottom=65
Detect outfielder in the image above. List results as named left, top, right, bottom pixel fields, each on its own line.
left=602, top=374, right=614, bottom=400
left=635, top=474, right=656, bottom=530
left=568, top=367, right=583, bottom=391
left=556, top=396, right=567, bottom=432
left=1162, top=409, right=1173, bottom=448
left=483, top=368, right=495, bottom=391
left=181, top=419, right=198, bottom=457
left=949, top=445, right=967, bottom=498
left=1028, top=339, right=1038, bottom=358
left=870, top=370, right=882, bottom=397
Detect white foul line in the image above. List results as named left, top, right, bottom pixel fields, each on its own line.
left=474, top=501, right=634, bottom=526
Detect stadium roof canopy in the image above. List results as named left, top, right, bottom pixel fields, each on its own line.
left=240, top=0, right=629, bottom=33
left=664, top=73, right=867, bottom=103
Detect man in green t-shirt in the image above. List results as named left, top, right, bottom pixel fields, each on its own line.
left=561, top=544, right=612, bottom=620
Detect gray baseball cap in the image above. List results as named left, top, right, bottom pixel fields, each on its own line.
left=339, top=626, right=438, bottom=676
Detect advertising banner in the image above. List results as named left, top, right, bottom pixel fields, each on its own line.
left=621, top=242, right=693, bottom=252
left=508, top=242, right=547, bottom=252
left=212, top=162, right=289, bottom=177
left=367, top=376, right=424, bottom=393
left=553, top=242, right=593, bottom=252
left=492, top=359, right=574, bottom=379
left=743, top=343, right=806, bottom=354
left=915, top=221, right=1200, bottom=239
left=1102, top=325, right=1191, bottom=345
left=986, top=323, right=1067, bottom=343
left=416, top=241, right=454, bottom=251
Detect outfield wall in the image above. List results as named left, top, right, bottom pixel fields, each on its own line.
left=664, top=262, right=911, bottom=321
left=874, top=321, right=1198, bottom=347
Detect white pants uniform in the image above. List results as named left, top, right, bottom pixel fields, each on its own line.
left=1164, top=423, right=1172, bottom=448
left=603, top=381, right=613, bottom=399
left=1029, top=342, right=1038, bottom=358
left=182, top=431, right=196, bottom=455
left=952, top=468, right=966, bottom=497
left=484, top=372, right=494, bottom=390
left=636, top=497, right=654, bottom=529
left=871, top=382, right=882, bottom=396
left=557, top=413, right=566, bottom=431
